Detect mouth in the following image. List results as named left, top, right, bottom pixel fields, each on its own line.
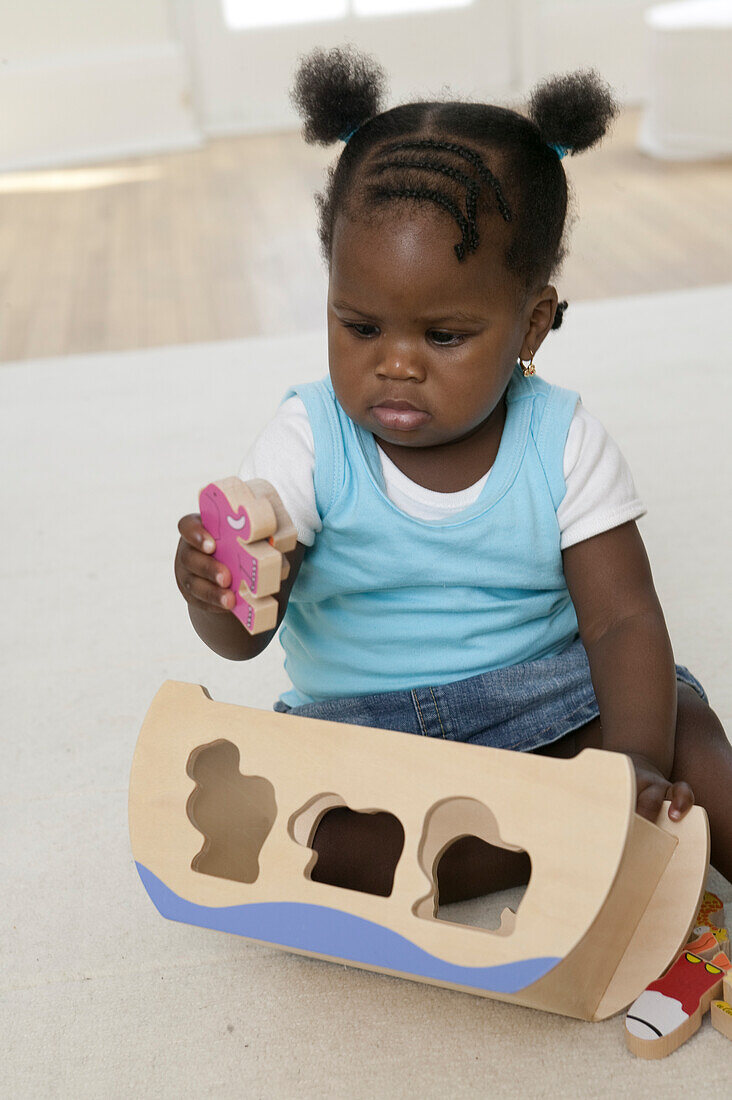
left=371, top=399, right=431, bottom=431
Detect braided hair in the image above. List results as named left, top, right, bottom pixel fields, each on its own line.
left=289, top=46, right=619, bottom=330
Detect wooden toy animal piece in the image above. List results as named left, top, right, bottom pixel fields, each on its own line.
left=711, top=977, right=732, bottom=1041
left=684, top=927, right=730, bottom=961
left=129, top=681, right=710, bottom=1022
left=625, top=949, right=731, bottom=1057
left=693, top=890, right=726, bottom=936
left=198, top=477, right=297, bottom=634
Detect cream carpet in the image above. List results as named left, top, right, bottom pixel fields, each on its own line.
left=2, top=284, right=731, bottom=1098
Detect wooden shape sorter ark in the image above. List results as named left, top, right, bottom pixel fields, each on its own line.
left=198, top=477, right=297, bottom=634
left=129, top=682, right=711, bottom=1021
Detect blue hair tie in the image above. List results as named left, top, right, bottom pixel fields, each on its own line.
left=341, top=124, right=568, bottom=158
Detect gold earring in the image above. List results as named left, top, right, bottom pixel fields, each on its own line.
left=520, top=349, right=536, bottom=377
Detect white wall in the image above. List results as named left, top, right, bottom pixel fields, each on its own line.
left=2, top=0, right=172, bottom=61
left=178, top=0, right=653, bottom=140
left=0, top=0, right=654, bottom=172
left=0, top=0, right=201, bottom=172
left=178, top=0, right=515, bottom=137
left=516, top=0, right=653, bottom=102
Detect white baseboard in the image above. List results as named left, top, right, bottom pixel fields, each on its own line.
left=637, top=114, right=732, bottom=161
left=0, top=42, right=203, bottom=173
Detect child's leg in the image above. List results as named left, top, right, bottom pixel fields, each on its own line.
left=652, top=684, right=732, bottom=883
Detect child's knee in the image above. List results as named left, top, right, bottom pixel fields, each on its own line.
left=672, top=682, right=730, bottom=774
left=676, top=682, right=724, bottom=735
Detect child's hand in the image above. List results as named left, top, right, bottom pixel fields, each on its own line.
left=628, top=752, right=694, bottom=824
left=175, top=513, right=236, bottom=614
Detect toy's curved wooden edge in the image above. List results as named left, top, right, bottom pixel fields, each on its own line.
left=129, top=681, right=213, bottom=768
left=591, top=802, right=710, bottom=1021
left=128, top=680, right=212, bottom=848
left=504, top=805, right=676, bottom=1021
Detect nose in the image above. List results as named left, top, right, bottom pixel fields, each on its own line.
left=375, top=340, right=425, bottom=382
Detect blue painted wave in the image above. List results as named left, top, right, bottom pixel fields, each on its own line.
left=136, top=863, right=560, bottom=994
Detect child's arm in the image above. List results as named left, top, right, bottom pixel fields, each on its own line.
left=175, top=511, right=307, bottom=659
left=562, top=519, right=694, bottom=822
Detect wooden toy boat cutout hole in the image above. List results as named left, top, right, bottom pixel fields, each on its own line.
left=289, top=795, right=405, bottom=898
left=433, top=840, right=531, bottom=933
left=186, top=739, right=277, bottom=884
left=416, top=797, right=530, bottom=934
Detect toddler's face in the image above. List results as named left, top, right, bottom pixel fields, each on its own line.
left=327, top=209, right=536, bottom=452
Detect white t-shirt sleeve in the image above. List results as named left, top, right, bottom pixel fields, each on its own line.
left=558, top=400, right=647, bottom=550
left=237, top=396, right=320, bottom=546
left=236, top=395, right=646, bottom=552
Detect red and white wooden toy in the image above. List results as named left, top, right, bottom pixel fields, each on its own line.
left=625, top=948, right=731, bottom=1057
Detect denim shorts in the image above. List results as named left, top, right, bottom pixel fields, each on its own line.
left=272, top=636, right=708, bottom=752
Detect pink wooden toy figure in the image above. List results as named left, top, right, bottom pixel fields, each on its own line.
left=198, top=477, right=297, bottom=634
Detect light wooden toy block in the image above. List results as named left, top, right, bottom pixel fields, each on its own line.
left=251, top=477, right=297, bottom=554
left=198, top=477, right=297, bottom=635
left=625, top=949, right=731, bottom=1058
left=711, top=995, right=732, bottom=1041
left=129, top=681, right=711, bottom=1022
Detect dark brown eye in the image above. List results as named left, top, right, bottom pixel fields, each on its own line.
left=344, top=322, right=378, bottom=338
left=430, top=331, right=465, bottom=346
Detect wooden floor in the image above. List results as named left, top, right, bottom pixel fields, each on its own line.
left=1, top=108, right=731, bottom=363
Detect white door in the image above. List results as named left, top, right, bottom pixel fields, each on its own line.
left=172, top=0, right=517, bottom=136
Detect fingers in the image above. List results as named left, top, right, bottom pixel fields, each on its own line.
left=636, top=779, right=695, bottom=824
left=667, top=780, right=695, bottom=822
left=178, top=512, right=217, bottom=554
left=635, top=783, right=667, bottom=824
left=175, top=513, right=234, bottom=612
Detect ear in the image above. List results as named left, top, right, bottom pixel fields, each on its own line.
left=520, top=285, right=559, bottom=360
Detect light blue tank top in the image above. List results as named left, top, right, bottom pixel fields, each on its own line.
left=278, top=365, right=580, bottom=706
